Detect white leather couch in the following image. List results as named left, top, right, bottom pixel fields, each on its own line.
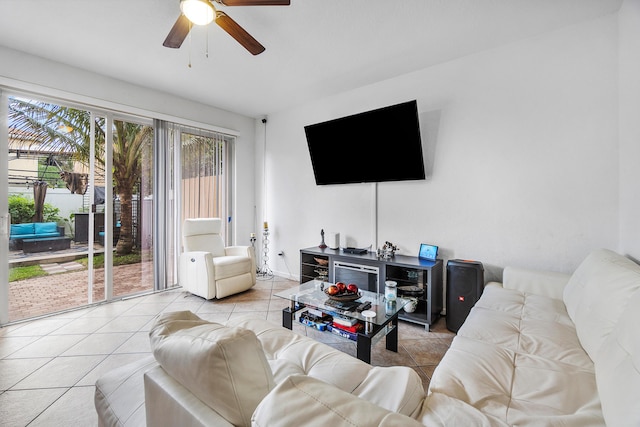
left=95, top=310, right=428, bottom=427
left=424, top=248, right=640, bottom=426
left=95, top=248, right=640, bottom=426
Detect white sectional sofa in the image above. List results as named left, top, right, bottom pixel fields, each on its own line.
left=95, top=248, right=640, bottom=426
left=426, top=247, right=640, bottom=426
left=95, top=311, right=427, bottom=427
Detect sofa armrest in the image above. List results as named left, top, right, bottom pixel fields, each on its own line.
left=179, top=251, right=215, bottom=275
left=144, top=365, right=233, bottom=427
left=179, top=251, right=216, bottom=298
left=252, top=375, right=424, bottom=427
left=502, top=266, right=570, bottom=300
left=94, top=355, right=157, bottom=427
left=225, top=246, right=256, bottom=282
left=225, top=245, right=253, bottom=258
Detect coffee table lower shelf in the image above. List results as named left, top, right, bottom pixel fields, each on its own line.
left=281, top=306, right=399, bottom=364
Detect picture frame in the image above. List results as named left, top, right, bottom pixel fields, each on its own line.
left=418, top=243, right=438, bottom=261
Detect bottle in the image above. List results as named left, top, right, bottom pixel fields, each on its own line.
left=385, top=281, right=397, bottom=301
left=385, top=299, right=396, bottom=316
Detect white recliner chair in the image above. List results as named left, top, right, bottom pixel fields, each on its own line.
left=179, top=218, right=256, bottom=299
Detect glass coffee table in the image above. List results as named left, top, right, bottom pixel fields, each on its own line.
left=274, top=280, right=408, bottom=364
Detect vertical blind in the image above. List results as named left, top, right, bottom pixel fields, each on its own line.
left=154, top=120, right=233, bottom=286
left=180, top=127, right=229, bottom=224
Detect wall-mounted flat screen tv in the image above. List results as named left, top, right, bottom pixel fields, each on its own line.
left=304, top=100, right=425, bottom=185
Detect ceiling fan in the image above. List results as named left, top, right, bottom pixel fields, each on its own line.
left=163, top=0, right=290, bottom=56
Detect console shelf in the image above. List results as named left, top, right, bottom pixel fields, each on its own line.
left=300, top=252, right=329, bottom=282
left=300, top=247, right=443, bottom=330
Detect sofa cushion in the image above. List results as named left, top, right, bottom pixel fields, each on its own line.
left=563, top=249, right=640, bottom=427
left=33, top=222, right=58, bottom=235
left=429, top=284, right=604, bottom=426
left=352, top=366, right=425, bottom=418
left=227, top=316, right=427, bottom=418
left=149, top=311, right=275, bottom=427
left=252, top=374, right=424, bottom=427
left=182, top=218, right=226, bottom=257
left=10, top=223, right=35, bottom=236
left=212, top=255, right=253, bottom=280
left=563, top=249, right=640, bottom=360
left=502, top=266, right=570, bottom=300
left=419, top=392, right=510, bottom=427
left=228, top=316, right=375, bottom=391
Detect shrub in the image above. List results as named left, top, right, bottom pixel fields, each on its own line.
left=8, top=195, right=33, bottom=224
left=42, top=204, right=61, bottom=223
left=8, top=194, right=62, bottom=223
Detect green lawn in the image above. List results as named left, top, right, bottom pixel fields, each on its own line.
left=79, top=252, right=142, bottom=268
left=9, top=265, right=48, bottom=282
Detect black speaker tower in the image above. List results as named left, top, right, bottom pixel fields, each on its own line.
left=446, top=259, right=484, bottom=333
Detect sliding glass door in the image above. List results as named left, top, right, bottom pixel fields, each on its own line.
left=2, top=93, right=156, bottom=323
left=4, top=94, right=105, bottom=322
left=1, top=90, right=234, bottom=326
left=152, top=121, right=233, bottom=294
left=109, top=116, right=155, bottom=299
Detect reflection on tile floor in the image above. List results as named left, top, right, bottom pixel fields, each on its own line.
left=0, top=276, right=454, bottom=426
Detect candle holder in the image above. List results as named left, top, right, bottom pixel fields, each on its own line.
left=257, top=225, right=273, bottom=280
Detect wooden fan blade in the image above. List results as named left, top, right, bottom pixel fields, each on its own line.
left=163, top=15, right=191, bottom=48
left=216, top=0, right=290, bottom=5
left=215, top=11, right=265, bottom=55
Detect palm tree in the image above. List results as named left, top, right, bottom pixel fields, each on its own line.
left=8, top=97, right=152, bottom=255
left=112, top=121, right=153, bottom=254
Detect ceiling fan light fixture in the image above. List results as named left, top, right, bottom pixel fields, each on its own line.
left=180, top=0, right=215, bottom=25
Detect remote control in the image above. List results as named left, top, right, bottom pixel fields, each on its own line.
left=356, top=301, right=371, bottom=312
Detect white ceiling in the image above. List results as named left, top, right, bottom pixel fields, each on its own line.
left=0, top=0, right=623, bottom=118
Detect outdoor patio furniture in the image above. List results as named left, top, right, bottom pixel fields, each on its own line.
left=9, top=222, right=65, bottom=250
left=98, top=222, right=121, bottom=246
left=22, top=236, right=72, bottom=253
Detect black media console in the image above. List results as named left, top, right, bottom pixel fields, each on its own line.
left=300, top=246, right=443, bottom=331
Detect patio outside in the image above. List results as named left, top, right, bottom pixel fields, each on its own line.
left=8, top=242, right=155, bottom=323
left=6, top=96, right=157, bottom=324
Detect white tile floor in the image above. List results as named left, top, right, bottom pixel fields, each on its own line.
left=0, top=276, right=453, bottom=426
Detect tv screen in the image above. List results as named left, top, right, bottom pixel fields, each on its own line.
left=304, top=100, right=425, bottom=185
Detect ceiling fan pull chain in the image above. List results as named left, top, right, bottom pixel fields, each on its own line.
left=188, top=22, right=192, bottom=68
left=206, top=25, right=209, bottom=58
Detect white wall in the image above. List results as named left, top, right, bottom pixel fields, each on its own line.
left=8, top=187, right=83, bottom=221
left=618, top=0, right=640, bottom=262
left=0, top=46, right=257, bottom=245
left=264, top=12, right=622, bottom=282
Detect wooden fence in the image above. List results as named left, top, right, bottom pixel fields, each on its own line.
left=181, top=175, right=221, bottom=222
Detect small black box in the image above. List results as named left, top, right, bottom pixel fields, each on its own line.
left=342, top=247, right=367, bottom=254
